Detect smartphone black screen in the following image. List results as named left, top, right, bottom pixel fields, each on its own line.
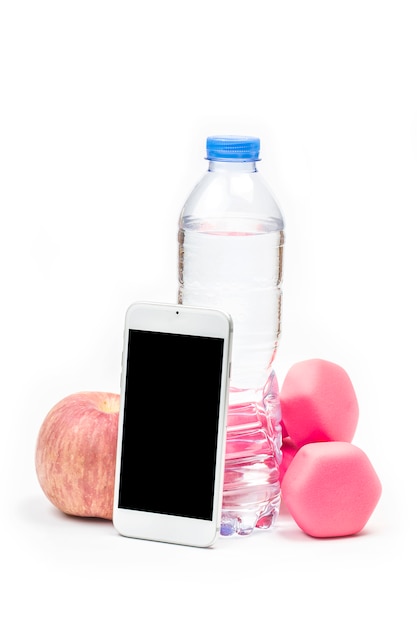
left=118, top=329, right=225, bottom=521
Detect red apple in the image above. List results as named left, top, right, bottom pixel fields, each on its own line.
left=35, top=391, right=120, bottom=520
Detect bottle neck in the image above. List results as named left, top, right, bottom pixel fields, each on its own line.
left=208, top=160, right=257, bottom=173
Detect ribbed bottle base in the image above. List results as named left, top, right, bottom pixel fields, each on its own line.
left=220, top=494, right=281, bottom=536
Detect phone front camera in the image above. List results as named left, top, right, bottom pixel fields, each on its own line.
left=176, top=311, right=179, bottom=315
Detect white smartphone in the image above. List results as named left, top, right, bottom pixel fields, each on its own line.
left=113, top=301, right=233, bottom=548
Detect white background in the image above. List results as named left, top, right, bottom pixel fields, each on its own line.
left=1, top=1, right=416, bottom=624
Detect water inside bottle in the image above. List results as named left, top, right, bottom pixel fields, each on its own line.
left=221, top=371, right=282, bottom=536
left=179, top=226, right=284, bottom=535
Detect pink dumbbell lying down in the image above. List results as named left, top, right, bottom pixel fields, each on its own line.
left=279, top=359, right=382, bottom=538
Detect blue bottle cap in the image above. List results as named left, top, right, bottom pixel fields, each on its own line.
left=206, top=135, right=261, bottom=162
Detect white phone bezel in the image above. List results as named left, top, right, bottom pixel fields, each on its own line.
left=113, top=301, right=233, bottom=548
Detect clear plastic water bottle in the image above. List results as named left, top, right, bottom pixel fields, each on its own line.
left=178, top=135, right=285, bottom=536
